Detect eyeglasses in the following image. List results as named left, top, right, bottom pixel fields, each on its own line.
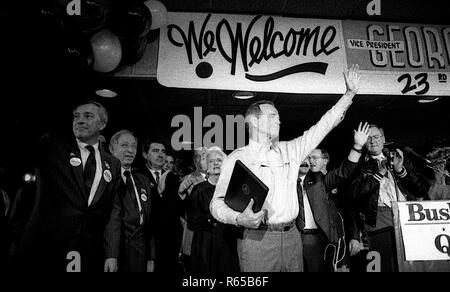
left=368, top=135, right=383, bottom=141
left=308, top=156, right=324, bottom=161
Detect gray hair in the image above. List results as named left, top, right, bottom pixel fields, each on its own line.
left=74, top=100, right=109, bottom=125
left=109, top=129, right=137, bottom=153
left=206, top=146, right=227, bottom=159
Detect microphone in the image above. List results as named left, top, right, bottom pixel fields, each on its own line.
left=382, top=148, right=394, bottom=167
left=403, top=146, right=432, bottom=164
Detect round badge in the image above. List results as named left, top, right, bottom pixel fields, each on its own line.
left=70, top=157, right=82, bottom=167
left=103, top=170, right=112, bottom=183
left=141, top=194, right=147, bottom=202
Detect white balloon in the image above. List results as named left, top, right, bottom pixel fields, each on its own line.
left=90, top=29, right=122, bottom=73
left=143, top=0, right=168, bottom=30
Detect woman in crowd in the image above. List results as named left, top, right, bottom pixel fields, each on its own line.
left=426, top=147, right=450, bottom=200
left=187, top=147, right=240, bottom=273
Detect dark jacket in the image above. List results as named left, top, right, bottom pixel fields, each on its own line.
left=139, top=168, right=184, bottom=272
left=15, top=135, right=121, bottom=272
left=350, top=153, right=430, bottom=227
left=104, top=170, right=155, bottom=272
left=296, top=159, right=359, bottom=244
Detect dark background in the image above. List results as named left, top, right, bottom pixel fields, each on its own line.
left=0, top=0, right=449, bottom=194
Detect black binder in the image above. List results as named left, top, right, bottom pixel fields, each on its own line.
left=224, top=160, right=269, bottom=213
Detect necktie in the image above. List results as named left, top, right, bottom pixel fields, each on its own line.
left=124, top=170, right=143, bottom=224
left=297, top=177, right=305, bottom=230
left=84, top=145, right=96, bottom=195
left=154, top=171, right=160, bottom=186
left=124, top=170, right=133, bottom=191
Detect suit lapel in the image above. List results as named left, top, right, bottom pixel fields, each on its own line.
left=132, top=172, right=151, bottom=223
left=68, top=143, right=88, bottom=202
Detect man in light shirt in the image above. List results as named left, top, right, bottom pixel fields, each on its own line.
left=210, top=65, right=361, bottom=272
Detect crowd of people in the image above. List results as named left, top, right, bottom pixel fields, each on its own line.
left=0, top=65, right=449, bottom=273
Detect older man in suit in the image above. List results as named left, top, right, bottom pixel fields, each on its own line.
left=296, top=122, right=369, bottom=272
left=104, top=130, right=155, bottom=272
left=15, top=100, right=121, bottom=272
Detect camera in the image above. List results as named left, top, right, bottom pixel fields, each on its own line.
left=383, top=142, right=400, bottom=166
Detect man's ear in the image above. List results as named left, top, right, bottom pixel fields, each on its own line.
left=99, top=121, right=106, bottom=131
left=246, top=114, right=258, bottom=129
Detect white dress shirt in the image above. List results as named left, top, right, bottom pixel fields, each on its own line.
left=210, top=93, right=353, bottom=225
left=77, top=140, right=102, bottom=206
left=372, top=154, right=406, bottom=208
left=298, top=175, right=318, bottom=229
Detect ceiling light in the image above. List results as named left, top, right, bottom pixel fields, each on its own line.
left=418, top=97, right=440, bottom=104
left=233, top=91, right=255, bottom=99
left=95, top=89, right=118, bottom=98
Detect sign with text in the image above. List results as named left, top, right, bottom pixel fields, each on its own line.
left=343, top=20, right=450, bottom=96
left=157, top=12, right=347, bottom=93
left=398, top=201, right=450, bottom=261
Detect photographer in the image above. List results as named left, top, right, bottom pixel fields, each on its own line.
left=349, top=124, right=429, bottom=270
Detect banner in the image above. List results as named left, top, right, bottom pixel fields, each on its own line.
left=156, top=13, right=450, bottom=96
left=157, top=13, right=347, bottom=94
left=398, top=201, right=450, bottom=261
left=343, top=20, right=450, bottom=96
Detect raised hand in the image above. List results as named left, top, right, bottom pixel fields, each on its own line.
left=349, top=239, right=362, bottom=256
left=344, top=64, right=361, bottom=95
left=354, top=122, right=370, bottom=149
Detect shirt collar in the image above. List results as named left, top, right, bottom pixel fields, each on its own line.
left=248, top=139, right=279, bottom=153
left=77, top=140, right=99, bottom=152
left=147, top=165, right=161, bottom=176
left=371, top=153, right=386, bottom=161
left=121, top=166, right=131, bottom=176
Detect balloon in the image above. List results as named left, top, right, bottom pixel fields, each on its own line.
left=90, top=29, right=122, bottom=73
left=120, top=36, right=148, bottom=66
left=143, top=0, right=168, bottom=30
left=111, top=2, right=152, bottom=39
left=64, top=0, right=113, bottom=36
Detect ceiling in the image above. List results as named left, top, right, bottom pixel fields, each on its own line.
left=0, top=0, right=449, bottom=188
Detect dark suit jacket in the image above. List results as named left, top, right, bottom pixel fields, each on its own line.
left=139, top=168, right=183, bottom=272
left=297, top=159, right=358, bottom=244
left=104, top=170, right=155, bottom=272
left=16, top=135, right=121, bottom=272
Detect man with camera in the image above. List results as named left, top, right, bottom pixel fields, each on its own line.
left=350, top=124, right=429, bottom=270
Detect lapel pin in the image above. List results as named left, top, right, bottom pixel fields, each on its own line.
left=103, top=169, right=112, bottom=183
left=70, top=157, right=82, bottom=167
left=140, top=194, right=148, bottom=202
